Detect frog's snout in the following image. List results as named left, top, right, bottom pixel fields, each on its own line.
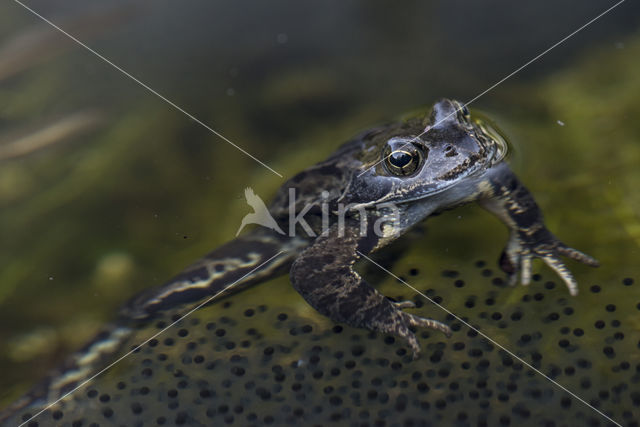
left=431, top=98, right=459, bottom=126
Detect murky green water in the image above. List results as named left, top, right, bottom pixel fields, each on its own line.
left=0, top=1, right=639, bottom=425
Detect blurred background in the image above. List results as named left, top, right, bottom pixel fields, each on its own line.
left=1, top=0, right=639, bottom=406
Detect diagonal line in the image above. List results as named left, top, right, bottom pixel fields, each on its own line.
left=11, top=0, right=283, bottom=178
left=356, top=250, right=622, bottom=427
left=18, top=251, right=286, bottom=427
left=357, top=0, right=626, bottom=178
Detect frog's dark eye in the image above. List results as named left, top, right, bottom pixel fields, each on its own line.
left=384, top=146, right=421, bottom=176
left=389, top=150, right=412, bottom=168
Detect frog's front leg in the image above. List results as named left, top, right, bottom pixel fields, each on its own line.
left=290, top=219, right=451, bottom=357
left=478, top=163, right=599, bottom=295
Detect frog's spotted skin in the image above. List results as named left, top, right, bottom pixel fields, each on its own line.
left=0, top=99, right=598, bottom=420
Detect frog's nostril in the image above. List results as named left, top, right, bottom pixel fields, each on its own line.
left=444, top=145, right=457, bottom=157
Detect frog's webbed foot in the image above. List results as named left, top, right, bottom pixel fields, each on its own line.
left=391, top=300, right=452, bottom=355
left=290, top=222, right=450, bottom=358
left=499, top=229, right=599, bottom=296
left=480, top=164, right=599, bottom=296
left=392, top=311, right=452, bottom=357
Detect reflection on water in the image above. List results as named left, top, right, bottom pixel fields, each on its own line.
left=0, top=0, right=639, bottom=424
left=0, top=4, right=136, bottom=82
left=0, top=111, right=103, bottom=161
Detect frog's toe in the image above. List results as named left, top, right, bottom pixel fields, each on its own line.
left=395, top=313, right=451, bottom=359
left=557, top=245, right=600, bottom=267
left=387, top=317, right=422, bottom=357
left=401, top=331, right=422, bottom=359
left=393, top=300, right=416, bottom=309
left=404, top=312, right=452, bottom=338
left=541, top=254, right=579, bottom=296
left=520, top=255, right=533, bottom=286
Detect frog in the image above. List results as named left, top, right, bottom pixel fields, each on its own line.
left=2, top=99, right=598, bottom=419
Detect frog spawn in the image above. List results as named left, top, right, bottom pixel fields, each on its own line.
left=7, top=263, right=640, bottom=427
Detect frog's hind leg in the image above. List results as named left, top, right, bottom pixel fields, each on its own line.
left=290, top=220, right=450, bottom=357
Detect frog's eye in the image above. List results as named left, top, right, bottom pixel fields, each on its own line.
left=384, top=146, right=421, bottom=176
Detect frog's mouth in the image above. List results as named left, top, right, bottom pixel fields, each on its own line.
left=350, top=160, right=487, bottom=211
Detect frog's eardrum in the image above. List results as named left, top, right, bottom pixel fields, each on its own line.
left=5, top=262, right=639, bottom=427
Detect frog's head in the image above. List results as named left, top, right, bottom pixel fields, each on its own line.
left=344, top=98, right=507, bottom=208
